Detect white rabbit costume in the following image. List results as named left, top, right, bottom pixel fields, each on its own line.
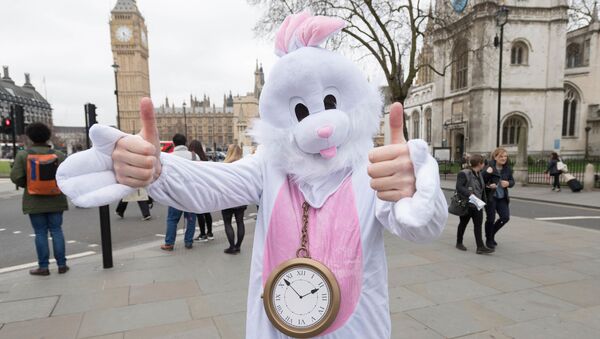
left=57, top=12, right=447, bottom=339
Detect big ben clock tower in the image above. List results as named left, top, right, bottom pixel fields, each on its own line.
left=110, top=0, right=150, bottom=132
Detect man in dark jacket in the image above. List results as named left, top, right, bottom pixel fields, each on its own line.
left=10, top=123, right=69, bottom=275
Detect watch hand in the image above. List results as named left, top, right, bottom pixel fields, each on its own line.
left=300, top=288, right=320, bottom=298
left=284, top=279, right=302, bottom=298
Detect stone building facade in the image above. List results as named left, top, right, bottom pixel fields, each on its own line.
left=0, top=66, right=53, bottom=130
left=405, top=0, right=574, bottom=161
left=564, top=8, right=600, bottom=157
left=154, top=63, right=264, bottom=151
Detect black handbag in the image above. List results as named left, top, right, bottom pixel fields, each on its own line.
left=448, top=192, right=469, bottom=216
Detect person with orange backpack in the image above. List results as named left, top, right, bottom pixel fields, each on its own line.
left=10, top=122, right=69, bottom=276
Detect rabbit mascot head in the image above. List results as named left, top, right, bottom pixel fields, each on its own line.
left=251, top=11, right=383, bottom=183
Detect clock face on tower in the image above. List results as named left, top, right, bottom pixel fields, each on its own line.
left=141, top=31, right=147, bottom=46
left=452, top=0, right=468, bottom=13
left=116, top=26, right=133, bottom=42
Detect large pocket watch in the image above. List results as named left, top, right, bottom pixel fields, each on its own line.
left=262, top=202, right=341, bottom=338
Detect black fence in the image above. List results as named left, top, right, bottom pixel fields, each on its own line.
left=527, top=157, right=600, bottom=188
left=438, top=157, right=600, bottom=188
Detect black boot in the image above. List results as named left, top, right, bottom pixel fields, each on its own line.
left=476, top=246, right=495, bottom=254
left=456, top=243, right=467, bottom=251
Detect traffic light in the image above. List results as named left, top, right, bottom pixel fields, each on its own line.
left=85, top=103, right=97, bottom=127
left=13, top=105, right=25, bottom=135
left=1, top=116, right=11, bottom=134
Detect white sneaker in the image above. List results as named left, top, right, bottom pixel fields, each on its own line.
left=141, top=215, right=152, bottom=221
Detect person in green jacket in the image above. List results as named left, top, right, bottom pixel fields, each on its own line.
left=10, top=122, right=69, bottom=276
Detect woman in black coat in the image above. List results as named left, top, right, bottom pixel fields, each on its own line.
left=482, top=148, right=515, bottom=249
left=544, top=152, right=561, bottom=192
left=455, top=154, right=494, bottom=254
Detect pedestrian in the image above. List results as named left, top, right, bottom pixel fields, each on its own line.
left=115, top=188, right=152, bottom=220
left=160, top=133, right=197, bottom=251
left=221, top=144, right=247, bottom=254
left=544, top=152, right=561, bottom=192
left=455, top=154, right=494, bottom=254
left=189, top=139, right=214, bottom=242
left=10, top=122, right=70, bottom=275
left=482, top=147, right=514, bottom=249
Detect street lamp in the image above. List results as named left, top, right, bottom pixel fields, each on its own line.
left=182, top=101, right=187, bottom=138
left=494, top=5, right=509, bottom=147
left=111, top=63, right=121, bottom=130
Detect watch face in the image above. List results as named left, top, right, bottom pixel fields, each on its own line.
left=271, top=265, right=331, bottom=329
left=452, top=0, right=468, bottom=13
left=116, top=26, right=132, bottom=42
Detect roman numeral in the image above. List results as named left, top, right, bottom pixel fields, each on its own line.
left=297, top=319, right=306, bottom=325
left=276, top=305, right=283, bottom=314
left=285, top=273, right=293, bottom=280
left=318, top=282, right=324, bottom=288
left=318, top=306, right=325, bottom=313
left=297, top=270, right=306, bottom=276
left=275, top=294, right=281, bottom=301
left=321, top=294, right=328, bottom=301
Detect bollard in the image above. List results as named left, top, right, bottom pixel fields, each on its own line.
left=583, top=163, right=595, bottom=192
left=99, top=205, right=113, bottom=268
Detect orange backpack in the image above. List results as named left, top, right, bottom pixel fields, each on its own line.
left=26, top=149, right=62, bottom=196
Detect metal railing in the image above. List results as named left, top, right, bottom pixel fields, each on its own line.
left=438, top=157, right=600, bottom=188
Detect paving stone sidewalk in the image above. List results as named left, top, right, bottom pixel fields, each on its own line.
left=1, top=214, right=600, bottom=338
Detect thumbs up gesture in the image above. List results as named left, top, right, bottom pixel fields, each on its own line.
left=368, top=102, right=416, bottom=202
left=112, top=97, right=162, bottom=187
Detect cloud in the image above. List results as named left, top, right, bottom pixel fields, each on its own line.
left=0, top=0, right=277, bottom=126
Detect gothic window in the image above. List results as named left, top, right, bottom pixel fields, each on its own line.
left=425, top=108, right=432, bottom=143
left=562, top=86, right=579, bottom=137
left=510, top=41, right=528, bottom=65
left=451, top=41, right=469, bottom=90
left=566, top=43, right=582, bottom=68
left=502, top=116, right=525, bottom=145
left=412, top=111, right=420, bottom=139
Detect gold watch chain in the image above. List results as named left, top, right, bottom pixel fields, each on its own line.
left=296, top=201, right=311, bottom=258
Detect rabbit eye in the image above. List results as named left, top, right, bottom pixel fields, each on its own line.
left=324, top=95, right=337, bottom=110
left=295, top=103, right=309, bottom=122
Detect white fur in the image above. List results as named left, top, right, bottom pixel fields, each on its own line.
left=249, top=47, right=383, bottom=185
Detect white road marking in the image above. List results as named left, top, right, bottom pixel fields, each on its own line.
left=155, top=234, right=165, bottom=237
left=0, top=228, right=6, bottom=232
left=0, top=251, right=96, bottom=274
left=535, top=216, right=600, bottom=221
left=29, top=234, right=35, bottom=237
left=88, top=244, right=99, bottom=248
left=67, top=240, right=76, bottom=244
left=13, top=231, right=21, bottom=234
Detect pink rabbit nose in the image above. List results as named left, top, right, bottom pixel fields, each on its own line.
left=317, top=125, right=334, bottom=139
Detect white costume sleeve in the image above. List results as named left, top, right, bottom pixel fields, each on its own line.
left=375, top=139, right=448, bottom=243
left=56, top=124, right=264, bottom=211
left=147, top=152, right=263, bottom=213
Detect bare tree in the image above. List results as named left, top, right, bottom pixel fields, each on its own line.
left=248, top=0, right=492, bottom=137
left=568, top=0, right=598, bottom=30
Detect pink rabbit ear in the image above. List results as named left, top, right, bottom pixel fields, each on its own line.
left=275, top=11, right=311, bottom=57
left=274, top=11, right=346, bottom=57
left=297, top=16, right=345, bottom=49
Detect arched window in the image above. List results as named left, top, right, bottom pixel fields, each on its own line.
left=563, top=86, right=579, bottom=137
left=566, top=43, right=582, bottom=68
left=424, top=108, right=432, bottom=143
left=412, top=111, right=420, bottom=139
left=502, top=115, right=526, bottom=145
left=511, top=41, right=528, bottom=65
left=451, top=41, right=469, bottom=91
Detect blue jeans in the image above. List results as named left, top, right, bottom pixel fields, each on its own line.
left=165, top=207, right=196, bottom=246
left=29, top=212, right=66, bottom=268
